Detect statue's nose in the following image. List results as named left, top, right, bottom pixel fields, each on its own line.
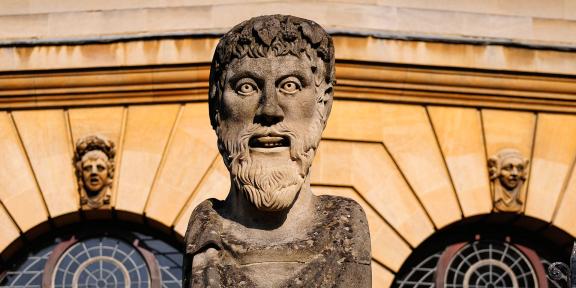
left=255, top=85, right=284, bottom=126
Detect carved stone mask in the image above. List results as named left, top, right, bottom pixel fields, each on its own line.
left=74, top=135, right=115, bottom=209
left=209, top=15, right=334, bottom=212
left=488, top=149, right=529, bottom=191
left=81, top=150, right=110, bottom=194
left=498, top=156, right=526, bottom=190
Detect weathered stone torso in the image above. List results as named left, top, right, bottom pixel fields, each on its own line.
left=184, top=195, right=371, bottom=288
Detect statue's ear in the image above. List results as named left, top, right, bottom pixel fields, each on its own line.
left=313, top=61, right=334, bottom=125
left=487, top=157, right=499, bottom=179
left=322, top=82, right=334, bottom=122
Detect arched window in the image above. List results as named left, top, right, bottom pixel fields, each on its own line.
left=0, top=221, right=183, bottom=288
left=394, top=216, right=572, bottom=288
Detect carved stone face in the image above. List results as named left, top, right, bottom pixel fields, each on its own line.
left=81, top=150, right=110, bottom=194
left=499, top=156, right=526, bottom=190
left=217, top=54, right=326, bottom=211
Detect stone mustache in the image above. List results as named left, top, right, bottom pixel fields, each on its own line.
left=183, top=15, right=372, bottom=287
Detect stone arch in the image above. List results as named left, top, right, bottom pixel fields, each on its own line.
left=393, top=214, right=574, bottom=287
left=0, top=209, right=185, bottom=287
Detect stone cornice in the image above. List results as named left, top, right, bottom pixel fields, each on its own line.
left=336, top=63, right=576, bottom=112
left=1, top=61, right=576, bottom=112
left=2, top=37, right=575, bottom=75
left=1, top=2, right=575, bottom=48
left=0, top=66, right=210, bottom=108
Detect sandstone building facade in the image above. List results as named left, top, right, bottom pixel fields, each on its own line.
left=0, top=1, right=575, bottom=287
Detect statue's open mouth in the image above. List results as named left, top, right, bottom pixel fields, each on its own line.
left=248, top=135, right=290, bottom=150
left=90, top=177, right=100, bottom=185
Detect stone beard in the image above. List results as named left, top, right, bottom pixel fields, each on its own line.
left=217, top=108, right=322, bottom=211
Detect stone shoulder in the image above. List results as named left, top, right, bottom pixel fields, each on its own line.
left=316, top=194, right=372, bottom=265
left=184, top=198, right=224, bottom=256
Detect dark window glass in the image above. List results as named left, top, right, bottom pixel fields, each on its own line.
left=0, top=231, right=182, bottom=288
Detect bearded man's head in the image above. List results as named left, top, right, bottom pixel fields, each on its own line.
left=208, top=15, right=335, bottom=212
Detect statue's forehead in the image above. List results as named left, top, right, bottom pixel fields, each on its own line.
left=234, top=54, right=309, bottom=69
left=501, top=155, right=525, bottom=164
left=82, top=150, right=109, bottom=162
left=225, top=55, right=313, bottom=77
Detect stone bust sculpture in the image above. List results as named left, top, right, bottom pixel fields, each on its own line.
left=74, top=135, right=115, bottom=209
left=488, top=148, right=529, bottom=213
left=183, top=15, right=371, bottom=287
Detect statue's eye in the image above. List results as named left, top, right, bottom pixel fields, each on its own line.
left=279, top=78, right=301, bottom=94
left=235, top=81, right=257, bottom=96
left=97, top=165, right=106, bottom=172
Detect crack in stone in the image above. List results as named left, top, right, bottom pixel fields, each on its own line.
left=239, top=260, right=307, bottom=267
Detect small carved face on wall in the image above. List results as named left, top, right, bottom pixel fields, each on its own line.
left=81, top=150, right=110, bottom=194
left=498, top=155, right=527, bottom=190
left=488, top=148, right=529, bottom=212
left=488, top=149, right=529, bottom=190
left=74, top=135, right=115, bottom=209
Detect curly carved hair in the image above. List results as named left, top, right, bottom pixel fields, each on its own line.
left=208, top=14, right=335, bottom=129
